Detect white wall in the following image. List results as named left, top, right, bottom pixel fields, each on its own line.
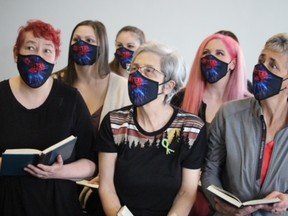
left=0, top=0, right=287, bottom=81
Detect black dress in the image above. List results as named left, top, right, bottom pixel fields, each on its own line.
left=0, top=79, right=96, bottom=216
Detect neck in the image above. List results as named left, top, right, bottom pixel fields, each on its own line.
left=204, top=73, right=230, bottom=100
left=261, top=95, right=288, bottom=125
left=118, top=66, right=129, bottom=78
left=10, top=76, right=53, bottom=109
left=75, top=63, right=103, bottom=80
left=20, top=76, right=53, bottom=94
left=204, top=83, right=226, bottom=102
left=136, top=102, right=174, bottom=132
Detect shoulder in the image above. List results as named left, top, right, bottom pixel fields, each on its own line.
left=174, top=107, right=205, bottom=129
left=213, top=97, right=260, bottom=125
left=53, top=78, right=77, bottom=93
left=0, top=80, right=10, bottom=98
left=51, top=78, right=81, bottom=102
left=171, top=88, right=185, bottom=107
left=109, top=105, right=133, bottom=117
left=103, top=105, right=133, bottom=125
left=0, top=79, right=9, bottom=89
left=106, top=73, right=128, bottom=98
left=109, top=72, right=127, bottom=83
left=219, top=97, right=255, bottom=117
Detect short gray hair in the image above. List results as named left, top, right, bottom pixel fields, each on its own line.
left=265, top=33, right=288, bottom=56
left=131, top=41, right=187, bottom=103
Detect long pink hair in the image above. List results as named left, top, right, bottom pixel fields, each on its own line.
left=182, top=33, right=251, bottom=114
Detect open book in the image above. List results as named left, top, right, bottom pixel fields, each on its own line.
left=0, top=135, right=77, bottom=176
left=117, top=205, right=134, bottom=216
left=76, top=179, right=99, bottom=189
left=207, top=185, right=280, bottom=208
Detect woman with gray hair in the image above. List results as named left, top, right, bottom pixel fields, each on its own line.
left=98, top=41, right=207, bottom=216
left=202, top=32, right=288, bottom=215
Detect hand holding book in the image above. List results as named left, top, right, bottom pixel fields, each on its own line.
left=0, top=135, right=77, bottom=176
left=207, top=185, right=280, bottom=208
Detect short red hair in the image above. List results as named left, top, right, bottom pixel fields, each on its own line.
left=14, top=20, right=61, bottom=59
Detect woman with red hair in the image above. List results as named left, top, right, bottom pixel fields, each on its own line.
left=0, top=20, right=96, bottom=216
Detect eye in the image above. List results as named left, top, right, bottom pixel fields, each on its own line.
left=129, top=65, right=138, bottom=73
left=144, top=67, right=154, bottom=73
left=25, top=45, right=35, bottom=51
left=127, top=45, right=135, bottom=50
left=270, top=62, right=278, bottom=70
left=202, top=50, right=209, bottom=56
left=86, top=38, right=96, bottom=44
left=116, top=43, right=123, bottom=48
left=216, top=50, right=225, bottom=56
left=44, top=48, right=53, bottom=54
left=71, top=37, right=78, bottom=44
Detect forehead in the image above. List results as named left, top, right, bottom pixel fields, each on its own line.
left=117, top=31, right=140, bottom=43
left=134, top=51, right=161, bottom=66
left=22, top=31, right=55, bottom=48
left=73, top=25, right=96, bottom=37
left=205, top=39, right=227, bottom=50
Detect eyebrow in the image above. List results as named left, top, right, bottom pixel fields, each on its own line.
left=25, top=40, right=37, bottom=45
left=73, top=34, right=96, bottom=39
left=216, top=49, right=225, bottom=52
left=25, top=40, right=54, bottom=48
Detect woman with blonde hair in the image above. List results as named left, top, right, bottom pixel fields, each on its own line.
left=109, top=25, right=146, bottom=78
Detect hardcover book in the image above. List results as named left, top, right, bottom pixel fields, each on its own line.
left=0, top=135, right=77, bottom=176
left=76, top=179, right=99, bottom=189
left=207, top=184, right=280, bottom=208
left=117, top=205, right=134, bottom=216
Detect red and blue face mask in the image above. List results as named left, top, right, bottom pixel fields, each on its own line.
left=114, top=47, right=134, bottom=70
left=200, top=55, right=229, bottom=83
left=128, top=71, right=169, bottom=107
left=17, top=54, right=54, bottom=88
left=252, top=63, right=287, bottom=100
left=70, top=40, right=98, bottom=65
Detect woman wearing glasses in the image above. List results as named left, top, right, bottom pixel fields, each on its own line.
left=98, top=41, right=207, bottom=216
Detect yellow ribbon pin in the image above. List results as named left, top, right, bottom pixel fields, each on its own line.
left=161, top=138, right=175, bottom=155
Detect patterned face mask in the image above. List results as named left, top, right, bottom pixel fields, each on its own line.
left=252, top=63, right=288, bottom=100
left=200, top=55, right=229, bottom=83
left=128, top=71, right=167, bottom=107
left=70, top=40, right=98, bottom=65
left=17, top=54, right=54, bottom=88
left=114, top=47, right=134, bottom=70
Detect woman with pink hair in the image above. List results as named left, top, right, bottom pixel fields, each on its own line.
left=172, top=32, right=252, bottom=215
left=180, top=33, right=251, bottom=119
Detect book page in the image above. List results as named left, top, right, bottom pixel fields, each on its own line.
left=208, top=185, right=242, bottom=202
left=76, top=180, right=99, bottom=189
left=243, top=197, right=281, bottom=206
left=42, top=135, right=76, bottom=154
left=207, top=185, right=242, bottom=208
left=117, top=205, right=134, bottom=216
left=4, top=148, right=41, bottom=155
left=207, top=185, right=281, bottom=208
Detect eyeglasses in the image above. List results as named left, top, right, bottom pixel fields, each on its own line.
left=129, top=65, right=165, bottom=77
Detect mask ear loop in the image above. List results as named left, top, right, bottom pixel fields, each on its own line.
left=228, top=58, right=236, bottom=73
left=280, top=77, right=288, bottom=92
left=158, top=79, right=171, bottom=96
